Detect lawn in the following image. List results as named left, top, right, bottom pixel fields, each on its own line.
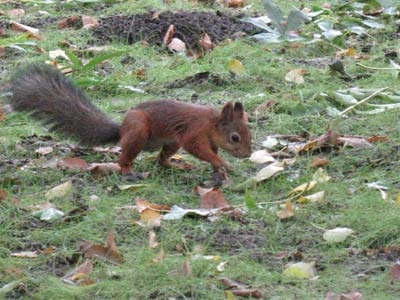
left=1, top=0, right=400, bottom=299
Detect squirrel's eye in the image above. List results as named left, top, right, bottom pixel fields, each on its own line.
left=230, top=133, right=241, bottom=143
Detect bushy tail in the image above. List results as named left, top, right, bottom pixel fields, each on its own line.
left=10, top=64, right=120, bottom=146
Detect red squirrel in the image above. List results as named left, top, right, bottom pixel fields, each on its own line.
left=10, top=64, right=252, bottom=183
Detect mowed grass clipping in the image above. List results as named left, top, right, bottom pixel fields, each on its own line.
left=1, top=0, right=400, bottom=299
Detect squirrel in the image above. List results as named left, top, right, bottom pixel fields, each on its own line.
left=9, top=64, right=252, bottom=183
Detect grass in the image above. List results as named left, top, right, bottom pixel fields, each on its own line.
left=1, top=0, right=400, bottom=299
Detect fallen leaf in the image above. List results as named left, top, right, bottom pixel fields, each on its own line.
left=162, top=205, right=217, bottom=220
left=219, top=277, right=262, bottom=299
left=335, top=48, right=357, bottom=60
left=49, top=49, right=71, bottom=61
left=62, top=259, right=94, bottom=285
left=198, top=33, right=214, bottom=52
left=148, top=231, right=159, bottom=248
left=32, top=207, right=65, bottom=222
left=227, top=59, right=244, bottom=76
left=249, top=150, right=276, bottom=164
left=367, top=135, right=389, bottom=143
left=225, top=0, right=246, bottom=8
left=285, top=69, right=306, bottom=84
left=41, top=246, right=57, bottom=255
left=323, top=227, right=354, bottom=243
left=45, top=180, right=73, bottom=200
left=339, top=290, right=363, bottom=300
left=168, top=38, right=186, bottom=53
left=0, top=189, right=7, bottom=202
left=276, top=200, right=295, bottom=220
left=10, top=251, right=39, bottom=258
left=389, top=262, right=400, bottom=281
left=57, top=157, right=89, bottom=171
left=311, top=156, right=329, bottom=168
left=140, top=209, right=162, bottom=228
left=88, top=162, right=121, bottom=177
left=82, top=15, right=98, bottom=29
left=337, top=137, right=372, bottom=148
left=10, top=21, right=41, bottom=39
left=58, top=16, right=81, bottom=29
left=136, top=198, right=170, bottom=213
left=163, top=24, right=174, bottom=45
left=297, top=191, right=326, bottom=204
left=182, top=259, right=192, bottom=276
left=0, top=107, right=4, bottom=121
left=312, top=168, right=331, bottom=183
left=290, top=181, right=317, bottom=195
left=252, top=161, right=284, bottom=182
left=283, top=262, right=316, bottom=279
left=195, top=186, right=231, bottom=209
left=78, top=231, right=124, bottom=264
left=34, top=146, right=53, bottom=156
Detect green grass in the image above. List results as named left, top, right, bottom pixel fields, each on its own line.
left=1, top=0, right=400, bottom=299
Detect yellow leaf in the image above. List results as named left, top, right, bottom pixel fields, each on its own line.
left=140, top=209, right=161, bottom=228
left=289, top=181, right=317, bottom=195
left=283, top=262, right=316, bottom=279
left=227, top=59, right=244, bottom=76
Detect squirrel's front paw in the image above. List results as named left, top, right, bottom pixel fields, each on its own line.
left=122, top=172, right=146, bottom=182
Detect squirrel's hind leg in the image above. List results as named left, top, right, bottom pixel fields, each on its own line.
left=157, top=142, right=181, bottom=168
left=119, top=112, right=150, bottom=179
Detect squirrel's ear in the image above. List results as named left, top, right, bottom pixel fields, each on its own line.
left=220, top=102, right=234, bottom=123
left=234, top=102, right=244, bottom=119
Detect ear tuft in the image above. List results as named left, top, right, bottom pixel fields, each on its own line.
left=220, top=102, right=234, bottom=123
left=234, top=102, right=244, bottom=119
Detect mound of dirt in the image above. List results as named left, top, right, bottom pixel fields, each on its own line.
left=92, top=11, right=261, bottom=49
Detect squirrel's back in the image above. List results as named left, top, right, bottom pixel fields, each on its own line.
left=10, top=64, right=120, bottom=146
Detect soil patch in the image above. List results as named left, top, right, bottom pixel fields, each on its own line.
left=92, top=11, right=261, bottom=49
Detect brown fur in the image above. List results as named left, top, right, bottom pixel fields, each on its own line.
left=9, top=64, right=252, bottom=177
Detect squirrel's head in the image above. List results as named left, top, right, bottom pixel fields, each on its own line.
left=215, top=102, right=252, bottom=158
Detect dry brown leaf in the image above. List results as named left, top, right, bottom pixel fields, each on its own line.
left=140, top=209, right=162, bottom=228
left=78, top=231, right=124, bottom=264
left=82, top=15, right=98, bottom=29
left=219, top=277, right=262, bottom=299
left=168, top=38, right=186, bottom=53
left=163, top=24, right=174, bottom=45
left=198, top=33, right=214, bottom=52
left=389, top=262, right=400, bottom=281
left=0, top=189, right=7, bottom=202
left=58, top=157, right=89, bottom=171
left=88, top=162, right=121, bottom=178
left=195, top=186, right=231, bottom=209
left=0, top=47, right=5, bottom=58
left=10, top=21, right=41, bottom=39
left=276, top=201, right=295, bottom=220
left=367, top=135, right=389, bottom=143
left=62, top=259, right=93, bottom=285
left=225, top=0, right=246, bottom=8
left=136, top=198, right=170, bottom=213
left=41, top=246, right=57, bottom=255
left=58, top=16, right=81, bottom=29
left=10, top=251, right=39, bottom=258
left=311, top=156, right=329, bottom=168
left=45, top=180, right=73, bottom=200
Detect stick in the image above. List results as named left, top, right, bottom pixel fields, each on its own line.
left=338, top=87, right=388, bottom=116
left=356, top=63, right=400, bottom=71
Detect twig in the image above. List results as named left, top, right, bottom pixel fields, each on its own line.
left=356, top=63, right=400, bottom=71
left=338, top=87, right=388, bottom=116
